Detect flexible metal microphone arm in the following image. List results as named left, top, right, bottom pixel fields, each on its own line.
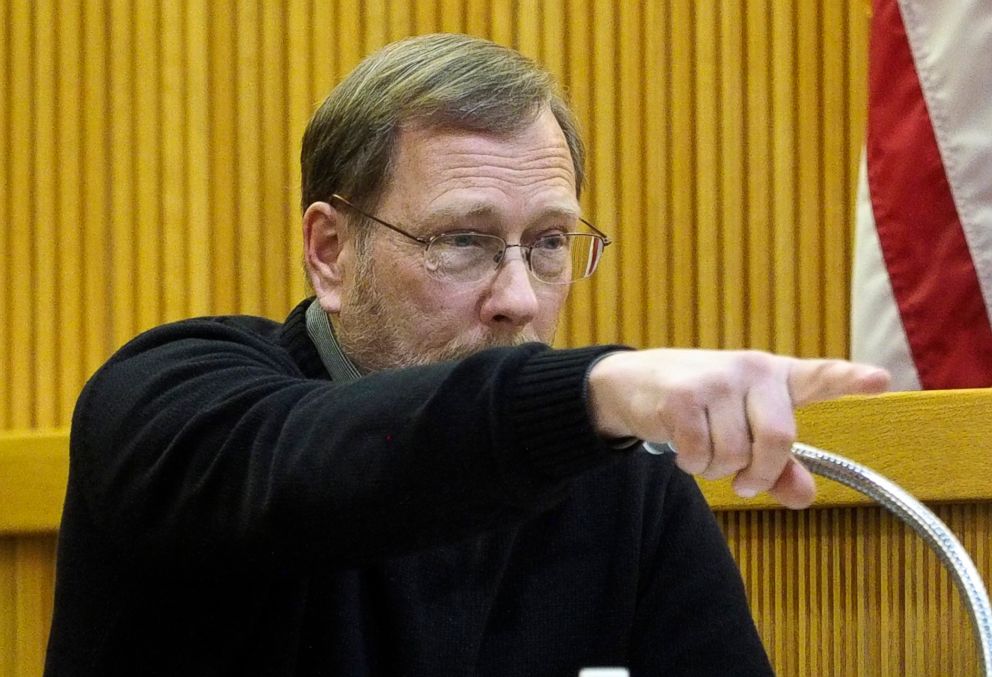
left=643, top=441, right=992, bottom=675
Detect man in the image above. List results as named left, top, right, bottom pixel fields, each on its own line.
left=46, top=34, right=888, bottom=675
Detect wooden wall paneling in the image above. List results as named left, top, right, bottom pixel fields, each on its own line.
left=0, top=0, right=881, bottom=433
left=564, top=0, right=593, bottom=348
left=134, top=2, right=163, bottom=329
left=642, top=0, right=670, bottom=349
left=55, top=0, right=82, bottom=424
left=109, top=0, right=137, bottom=352
left=235, top=0, right=263, bottom=314
left=719, top=1, right=745, bottom=350
left=81, top=0, right=110, bottom=382
left=186, top=0, right=213, bottom=318
left=489, top=0, right=512, bottom=47
left=538, top=2, right=573, bottom=348
left=0, top=0, right=8, bottom=430
left=714, top=505, right=988, bottom=675
left=208, top=0, right=239, bottom=312
left=336, top=0, right=363, bottom=77
left=12, top=537, right=55, bottom=677
left=515, top=0, right=539, bottom=62
left=617, top=0, right=645, bottom=348
left=363, top=0, right=389, bottom=52
left=694, top=1, right=719, bottom=349
left=668, top=0, right=695, bottom=348
left=743, top=0, right=772, bottom=352
left=848, top=0, right=870, bottom=224
left=796, top=0, right=823, bottom=358
left=413, top=0, right=437, bottom=38
left=464, top=0, right=487, bottom=38
left=10, top=0, right=33, bottom=429
left=590, top=1, right=618, bottom=346
left=287, top=0, right=312, bottom=306
left=385, top=0, right=411, bottom=42
left=162, top=0, right=190, bottom=322
left=0, top=539, right=15, bottom=677
left=822, top=0, right=849, bottom=358
left=33, top=0, right=58, bottom=430
left=261, top=0, right=290, bottom=320
left=439, top=0, right=463, bottom=36
left=770, top=0, right=797, bottom=356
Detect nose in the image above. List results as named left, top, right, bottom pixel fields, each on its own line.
left=479, top=248, right=539, bottom=330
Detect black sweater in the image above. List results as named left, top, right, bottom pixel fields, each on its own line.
left=45, top=299, right=773, bottom=676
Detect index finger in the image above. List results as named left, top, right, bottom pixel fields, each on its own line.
left=787, top=359, right=890, bottom=407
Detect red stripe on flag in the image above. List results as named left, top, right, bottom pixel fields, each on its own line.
left=867, top=0, right=992, bottom=388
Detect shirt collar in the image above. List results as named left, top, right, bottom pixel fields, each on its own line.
left=305, top=299, right=363, bottom=383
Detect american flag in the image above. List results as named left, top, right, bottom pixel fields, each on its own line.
left=851, top=0, right=992, bottom=389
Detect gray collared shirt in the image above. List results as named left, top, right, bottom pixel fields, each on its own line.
left=305, top=299, right=362, bottom=384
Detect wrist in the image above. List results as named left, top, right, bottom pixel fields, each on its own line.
left=584, top=351, right=631, bottom=440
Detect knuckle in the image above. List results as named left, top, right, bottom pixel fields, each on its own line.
left=738, top=349, right=772, bottom=375
left=754, top=423, right=796, bottom=449
left=665, top=383, right=703, bottom=411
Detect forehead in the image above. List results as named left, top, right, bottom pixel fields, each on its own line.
left=381, top=108, right=579, bottom=222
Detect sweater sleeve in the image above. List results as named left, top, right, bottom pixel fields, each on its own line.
left=70, top=318, right=629, bottom=570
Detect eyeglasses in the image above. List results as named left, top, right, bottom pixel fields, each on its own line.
left=330, top=194, right=611, bottom=285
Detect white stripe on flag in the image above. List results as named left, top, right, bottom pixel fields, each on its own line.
left=850, top=153, right=922, bottom=391
left=898, top=1, right=992, bottom=321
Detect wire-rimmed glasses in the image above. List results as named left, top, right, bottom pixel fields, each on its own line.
left=330, top=194, right=612, bottom=285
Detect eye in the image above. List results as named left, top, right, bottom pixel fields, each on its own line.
left=448, top=233, right=480, bottom=248
left=533, top=233, right=569, bottom=251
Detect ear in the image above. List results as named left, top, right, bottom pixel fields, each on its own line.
left=302, top=201, right=350, bottom=314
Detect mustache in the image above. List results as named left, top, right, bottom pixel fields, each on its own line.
left=414, top=330, right=544, bottom=366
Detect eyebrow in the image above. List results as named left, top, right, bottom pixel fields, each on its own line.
left=421, top=202, right=582, bottom=229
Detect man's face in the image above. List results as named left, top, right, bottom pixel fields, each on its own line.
left=330, top=107, right=577, bottom=372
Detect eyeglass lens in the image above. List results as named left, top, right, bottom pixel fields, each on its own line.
left=424, top=233, right=605, bottom=284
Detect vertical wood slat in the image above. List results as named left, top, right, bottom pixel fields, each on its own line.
left=617, top=0, right=644, bottom=348
left=286, top=0, right=312, bottom=306
left=719, top=2, right=745, bottom=350
left=669, top=0, right=696, bottom=348
left=186, top=0, right=213, bottom=318
left=0, top=0, right=8, bottom=430
left=33, top=0, right=57, bottom=429
left=210, top=0, right=240, bottom=312
left=0, top=536, right=58, bottom=677
left=9, top=0, right=33, bottom=429
left=744, top=0, right=772, bottom=352
left=642, top=0, right=670, bottom=349
left=770, top=0, right=798, bottom=356
left=590, top=0, right=618, bottom=346
left=796, top=0, right=823, bottom=357
left=694, top=1, right=719, bottom=349
left=260, top=0, right=289, bottom=320
left=822, top=0, right=849, bottom=358
left=134, top=1, right=163, bottom=330
left=56, top=2, right=86, bottom=425
left=162, top=0, right=189, bottom=323
left=563, top=0, right=593, bottom=349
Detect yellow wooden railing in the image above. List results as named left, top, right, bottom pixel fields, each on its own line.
left=2, top=389, right=990, bottom=676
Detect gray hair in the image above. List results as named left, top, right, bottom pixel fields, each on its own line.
left=300, top=33, right=585, bottom=219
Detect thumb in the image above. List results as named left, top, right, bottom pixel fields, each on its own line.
left=787, top=358, right=890, bottom=407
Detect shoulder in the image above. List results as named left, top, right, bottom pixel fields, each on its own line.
left=108, top=314, right=287, bottom=367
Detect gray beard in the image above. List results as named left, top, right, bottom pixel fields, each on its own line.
left=334, top=257, right=551, bottom=373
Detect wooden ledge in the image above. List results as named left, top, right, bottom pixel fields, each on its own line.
left=703, top=388, right=992, bottom=510
left=0, top=428, right=69, bottom=533
left=2, top=389, right=991, bottom=532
